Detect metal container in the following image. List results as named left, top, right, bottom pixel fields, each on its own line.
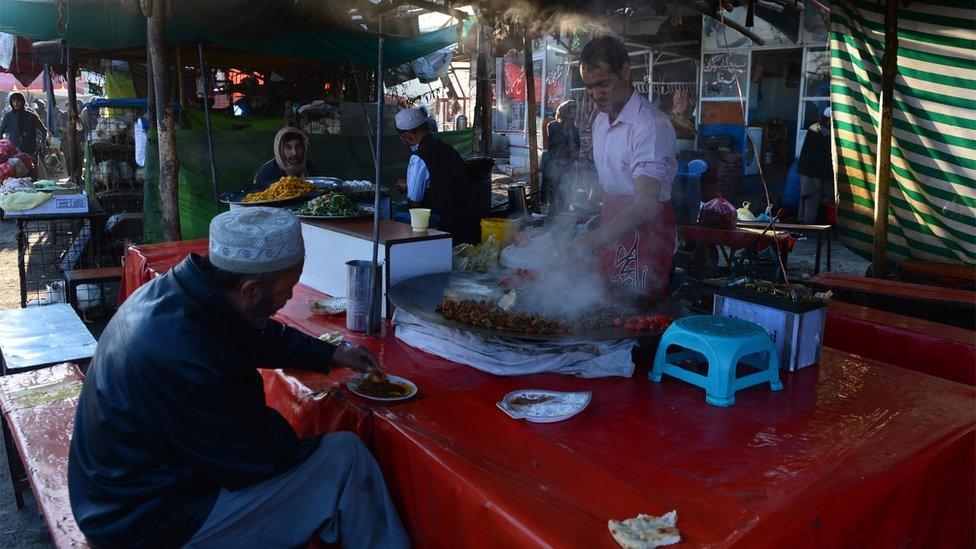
left=346, top=260, right=383, bottom=332
left=455, top=114, right=468, bottom=130
left=508, top=185, right=528, bottom=215
left=713, top=288, right=827, bottom=372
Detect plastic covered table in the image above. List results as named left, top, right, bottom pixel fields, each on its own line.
left=121, top=242, right=976, bottom=547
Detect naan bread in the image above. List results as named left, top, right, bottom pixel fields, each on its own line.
left=608, top=510, right=681, bottom=549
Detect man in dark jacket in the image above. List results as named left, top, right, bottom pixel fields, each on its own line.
left=0, top=92, right=47, bottom=175
left=394, top=108, right=481, bottom=244
left=797, top=107, right=834, bottom=224
left=68, top=207, right=408, bottom=548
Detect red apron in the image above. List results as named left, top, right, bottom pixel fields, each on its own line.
left=595, top=193, right=676, bottom=299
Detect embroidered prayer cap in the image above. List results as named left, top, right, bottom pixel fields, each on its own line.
left=395, top=108, right=428, bottom=131
left=209, top=207, right=304, bottom=274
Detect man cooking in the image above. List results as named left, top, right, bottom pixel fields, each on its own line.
left=556, top=36, right=677, bottom=301
left=393, top=107, right=481, bottom=244
left=253, top=126, right=324, bottom=184
left=0, top=91, right=47, bottom=178
left=68, top=207, right=409, bottom=548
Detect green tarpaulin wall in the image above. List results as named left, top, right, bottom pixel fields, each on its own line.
left=0, top=0, right=457, bottom=67
left=143, top=129, right=475, bottom=243
left=831, top=0, right=976, bottom=265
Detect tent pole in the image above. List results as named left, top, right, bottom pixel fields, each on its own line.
left=367, top=15, right=384, bottom=337
left=65, top=48, right=81, bottom=184
left=198, top=43, right=219, bottom=209
left=871, top=0, right=898, bottom=277
left=43, top=65, right=55, bottom=135
left=475, top=9, right=493, bottom=156
left=522, top=26, right=540, bottom=202
left=146, top=0, right=181, bottom=242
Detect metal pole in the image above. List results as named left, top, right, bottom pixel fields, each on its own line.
left=523, top=27, right=540, bottom=200
left=367, top=15, right=384, bottom=337
left=43, top=65, right=55, bottom=134
left=198, top=43, right=219, bottom=209
left=871, top=0, right=898, bottom=277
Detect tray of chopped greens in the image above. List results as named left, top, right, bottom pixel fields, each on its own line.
left=293, top=192, right=372, bottom=219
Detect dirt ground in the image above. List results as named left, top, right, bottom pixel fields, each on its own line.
left=0, top=220, right=23, bottom=311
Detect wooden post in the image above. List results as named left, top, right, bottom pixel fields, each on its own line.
left=65, top=48, right=81, bottom=184
left=871, top=0, right=899, bottom=277
left=522, top=27, right=540, bottom=199
left=474, top=12, right=494, bottom=155
left=144, top=0, right=181, bottom=242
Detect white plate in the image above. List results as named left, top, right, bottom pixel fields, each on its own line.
left=347, top=374, right=418, bottom=402
left=496, top=390, right=591, bottom=423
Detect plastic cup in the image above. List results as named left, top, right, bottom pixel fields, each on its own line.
left=409, top=208, right=431, bottom=231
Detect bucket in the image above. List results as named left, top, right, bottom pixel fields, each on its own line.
left=346, top=260, right=383, bottom=332
left=507, top=185, right=528, bottom=215
left=481, top=217, right=517, bottom=246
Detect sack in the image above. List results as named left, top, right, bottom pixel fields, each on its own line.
left=0, top=139, right=18, bottom=164
left=737, top=201, right=756, bottom=221
left=698, top=195, right=737, bottom=230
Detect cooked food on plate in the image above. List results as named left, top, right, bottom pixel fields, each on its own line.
left=355, top=372, right=411, bottom=399
left=297, top=192, right=364, bottom=217
left=242, top=176, right=316, bottom=203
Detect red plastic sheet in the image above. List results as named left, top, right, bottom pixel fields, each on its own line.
left=119, top=239, right=209, bottom=304
left=120, top=242, right=976, bottom=547
left=825, top=301, right=976, bottom=386
left=0, top=364, right=86, bottom=548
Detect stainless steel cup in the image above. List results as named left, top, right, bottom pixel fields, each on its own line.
left=346, top=260, right=383, bottom=332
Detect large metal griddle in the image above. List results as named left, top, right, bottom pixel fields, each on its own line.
left=389, top=271, right=670, bottom=342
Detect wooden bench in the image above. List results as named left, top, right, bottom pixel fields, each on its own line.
left=899, top=259, right=975, bottom=291
left=0, top=363, right=87, bottom=548
left=825, top=301, right=976, bottom=386
left=809, top=272, right=976, bottom=330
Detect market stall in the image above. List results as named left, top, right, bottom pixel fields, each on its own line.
left=118, top=241, right=976, bottom=548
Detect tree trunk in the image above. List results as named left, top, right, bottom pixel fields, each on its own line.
left=65, top=49, right=81, bottom=184
left=145, top=0, right=181, bottom=242
left=522, top=28, right=539, bottom=199
left=474, top=12, right=494, bottom=156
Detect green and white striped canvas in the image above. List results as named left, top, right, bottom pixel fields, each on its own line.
left=830, top=0, right=975, bottom=266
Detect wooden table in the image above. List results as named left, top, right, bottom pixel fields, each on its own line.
left=737, top=221, right=833, bottom=273
left=0, top=304, right=96, bottom=376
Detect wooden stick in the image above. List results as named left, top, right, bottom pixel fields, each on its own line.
left=689, top=2, right=767, bottom=46
left=872, top=0, right=899, bottom=277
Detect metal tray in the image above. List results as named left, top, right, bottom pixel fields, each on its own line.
left=389, top=272, right=664, bottom=342
left=219, top=184, right=318, bottom=207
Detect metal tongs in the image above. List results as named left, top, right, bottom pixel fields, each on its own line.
left=497, top=277, right=545, bottom=312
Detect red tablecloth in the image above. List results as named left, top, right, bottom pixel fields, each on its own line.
left=121, top=242, right=976, bottom=547
left=119, top=239, right=210, bottom=303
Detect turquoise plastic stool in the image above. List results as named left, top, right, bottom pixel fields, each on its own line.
left=649, top=315, right=783, bottom=406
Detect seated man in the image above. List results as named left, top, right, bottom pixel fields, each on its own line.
left=68, top=207, right=409, bottom=548
left=253, top=126, right=323, bottom=185
left=393, top=108, right=481, bottom=244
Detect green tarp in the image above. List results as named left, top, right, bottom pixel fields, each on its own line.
left=143, top=129, right=475, bottom=242
left=0, top=0, right=457, bottom=67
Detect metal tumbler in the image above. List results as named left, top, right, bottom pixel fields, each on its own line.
left=346, top=260, right=383, bottom=332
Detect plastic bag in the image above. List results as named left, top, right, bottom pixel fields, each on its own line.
left=7, top=157, right=27, bottom=178
left=737, top=201, right=756, bottom=221
left=0, top=162, right=13, bottom=182
left=698, top=196, right=738, bottom=230
left=12, top=152, right=34, bottom=172
left=451, top=235, right=500, bottom=271
left=0, top=139, right=18, bottom=164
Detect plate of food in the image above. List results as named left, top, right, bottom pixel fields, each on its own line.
left=294, top=192, right=373, bottom=219
left=220, top=176, right=319, bottom=206
left=310, top=297, right=347, bottom=316
left=496, top=390, right=591, bottom=423
left=347, top=372, right=418, bottom=402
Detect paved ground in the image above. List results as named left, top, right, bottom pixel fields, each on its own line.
left=0, top=438, right=52, bottom=548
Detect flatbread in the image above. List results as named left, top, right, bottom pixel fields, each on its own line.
left=608, top=510, right=681, bottom=549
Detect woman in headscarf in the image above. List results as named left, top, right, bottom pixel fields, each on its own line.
left=540, top=100, right=580, bottom=213
left=253, top=126, right=323, bottom=185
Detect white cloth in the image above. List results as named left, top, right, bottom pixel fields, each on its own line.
left=393, top=310, right=637, bottom=378
left=134, top=117, right=148, bottom=167
left=592, top=90, right=677, bottom=200
left=405, top=151, right=430, bottom=203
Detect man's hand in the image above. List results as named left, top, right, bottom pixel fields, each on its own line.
left=332, top=343, right=382, bottom=374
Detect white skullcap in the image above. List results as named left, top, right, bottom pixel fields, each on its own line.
left=208, top=207, right=304, bottom=274
left=395, top=108, right=428, bottom=131
left=822, top=107, right=832, bottom=118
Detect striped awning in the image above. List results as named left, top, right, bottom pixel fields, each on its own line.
left=830, top=0, right=975, bottom=266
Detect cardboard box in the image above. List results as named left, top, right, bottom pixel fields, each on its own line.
left=4, top=193, right=90, bottom=217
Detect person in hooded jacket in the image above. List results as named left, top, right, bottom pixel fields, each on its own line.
left=0, top=91, right=47, bottom=174
left=253, top=126, right=323, bottom=185
left=796, top=107, right=834, bottom=224
left=68, top=207, right=409, bottom=548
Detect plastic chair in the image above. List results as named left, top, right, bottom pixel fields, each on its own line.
left=650, top=315, right=782, bottom=407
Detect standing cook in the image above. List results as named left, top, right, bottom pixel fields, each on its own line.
left=393, top=108, right=481, bottom=244
left=556, top=36, right=677, bottom=301
left=253, top=126, right=323, bottom=185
